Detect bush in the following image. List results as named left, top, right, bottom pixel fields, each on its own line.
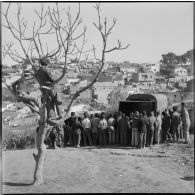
left=2, top=129, right=36, bottom=151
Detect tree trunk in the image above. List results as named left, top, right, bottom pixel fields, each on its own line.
left=32, top=105, right=47, bottom=185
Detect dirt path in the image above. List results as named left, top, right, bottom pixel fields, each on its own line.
left=2, top=138, right=194, bottom=193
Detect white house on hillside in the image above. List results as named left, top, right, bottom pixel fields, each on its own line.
left=93, top=80, right=124, bottom=104
left=174, top=67, right=188, bottom=76
left=149, top=63, right=160, bottom=73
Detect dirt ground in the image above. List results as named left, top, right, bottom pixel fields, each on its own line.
left=2, top=136, right=194, bottom=194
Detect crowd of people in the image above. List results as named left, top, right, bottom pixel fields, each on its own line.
left=46, top=102, right=191, bottom=149
left=9, top=58, right=192, bottom=150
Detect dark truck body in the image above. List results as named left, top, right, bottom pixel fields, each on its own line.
left=119, top=94, right=168, bottom=116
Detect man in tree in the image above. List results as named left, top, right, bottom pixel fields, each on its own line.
left=35, top=58, right=63, bottom=120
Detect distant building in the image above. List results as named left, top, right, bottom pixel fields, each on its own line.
left=120, top=65, right=136, bottom=75
left=66, top=68, right=78, bottom=78
left=148, top=63, right=160, bottom=73
left=70, top=80, right=92, bottom=99
left=174, top=67, right=188, bottom=76
left=93, top=80, right=124, bottom=104
left=132, top=72, right=156, bottom=86
left=175, top=75, right=188, bottom=83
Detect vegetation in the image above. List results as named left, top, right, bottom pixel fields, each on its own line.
left=160, top=50, right=193, bottom=77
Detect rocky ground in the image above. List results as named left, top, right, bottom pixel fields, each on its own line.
left=2, top=136, right=194, bottom=193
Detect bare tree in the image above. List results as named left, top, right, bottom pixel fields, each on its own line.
left=2, top=2, right=129, bottom=186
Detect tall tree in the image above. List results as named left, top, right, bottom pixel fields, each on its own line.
left=160, top=52, right=177, bottom=67
left=2, top=3, right=129, bottom=185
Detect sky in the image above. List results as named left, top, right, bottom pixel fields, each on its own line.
left=2, top=2, right=193, bottom=66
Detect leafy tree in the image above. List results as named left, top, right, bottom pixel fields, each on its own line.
left=160, top=52, right=177, bottom=66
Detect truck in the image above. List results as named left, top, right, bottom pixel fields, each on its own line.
left=119, top=94, right=168, bottom=116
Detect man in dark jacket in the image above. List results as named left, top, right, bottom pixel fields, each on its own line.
left=137, top=111, right=148, bottom=148
left=35, top=58, right=62, bottom=119
left=118, top=114, right=129, bottom=145
left=65, top=112, right=77, bottom=146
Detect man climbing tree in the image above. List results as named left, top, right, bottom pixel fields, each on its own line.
left=35, top=57, right=63, bottom=120
left=2, top=3, right=129, bottom=186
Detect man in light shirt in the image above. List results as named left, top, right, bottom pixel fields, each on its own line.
left=98, top=113, right=108, bottom=146
left=181, top=102, right=191, bottom=144
left=82, top=112, right=92, bottom=146
left=107, top=114, right=115, bottom=144
left=154, top=111, right=162, bottom=144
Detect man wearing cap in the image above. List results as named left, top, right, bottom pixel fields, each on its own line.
left=35, top=58, right=63, bottom=119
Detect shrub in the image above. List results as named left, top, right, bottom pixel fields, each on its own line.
left=2, top=128, right=36, bottom=151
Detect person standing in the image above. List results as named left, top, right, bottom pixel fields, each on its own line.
left=49, top=127, right=58, bottom=149
left=56, top=123, right=65, bottom=148
left=118, top=114, right=129, bottom=145
left=98, top=113, right=108, bottom=146
left=91, top=113, right=100, bottom=145
left=168, top=109, right=174, bottom=139
left=129, top=112, right=134, bottom=146
left=181, top=102, right=191, bottom=144
left=115, top=112, right=123, bottom=144
left=126, top=116, right=131, bottom=145
left=82, top=112, right=92, bottom=146
left=171, top=106, right=181, bottom=142
left=131, top=111, right=139, bottom=147
left=161, top=111, right=171, bottom=143
left=72, top=117, right=83, bottom=147
left=147, top=111, right=156, bottom=146
left=137, top=111, right=148, bottom=148
left=65, top=112, right=76, bottom=146
left=154, top=111, right=162, bottom=144
left=107, top=114, right=116, bottom=145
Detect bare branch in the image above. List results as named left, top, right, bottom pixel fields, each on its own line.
left=33, top=38, right=41, bottom=58
left=105, top=41, right=129, bottom=53
left=106, top=18, right=117, bottom=37
left=38, top=34, right=44, bottom=56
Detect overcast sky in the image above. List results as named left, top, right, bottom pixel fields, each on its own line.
left=2, top=2, right=193, bottom=65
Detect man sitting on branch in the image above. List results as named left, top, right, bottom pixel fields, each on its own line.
left=34, top=57, right=63, bottom=120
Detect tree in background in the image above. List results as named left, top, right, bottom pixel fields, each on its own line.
left=159, top=50, right=193, bottom=77
left=2, top=3, right=129, bottom=185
